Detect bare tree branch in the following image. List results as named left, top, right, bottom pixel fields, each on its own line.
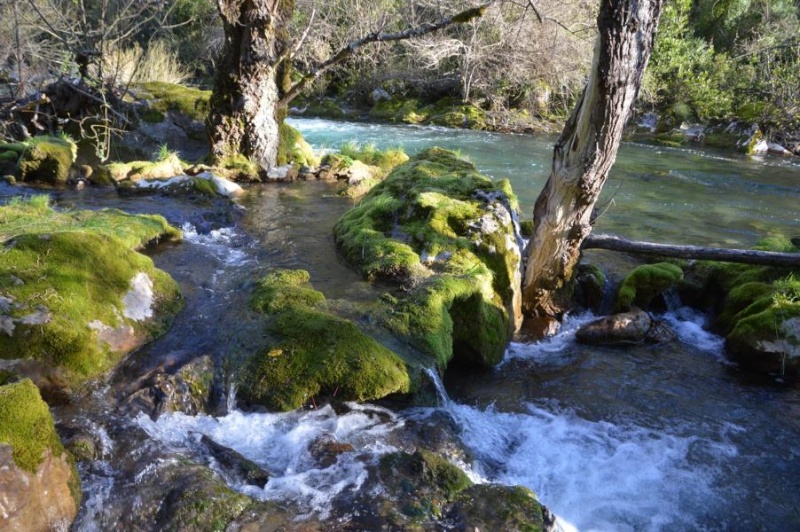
left=281, top=1, right=495, bottom=104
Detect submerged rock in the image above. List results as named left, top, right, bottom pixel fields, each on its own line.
left=122, top=355, right=215, bottom=418
left=576, top=309, right=653, bottom=345
left=239, top=269, right=410, bottom=411
left=333, top=147, right=524, bottom=370
left=0, top=379, right=81, bottom=530
left=200, top=434, right=269, bottom=488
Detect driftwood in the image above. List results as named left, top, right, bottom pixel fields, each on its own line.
left=583, top=233, right=800, bottom=267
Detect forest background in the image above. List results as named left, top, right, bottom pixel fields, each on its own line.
left=1, top=0, right=798, bottom=141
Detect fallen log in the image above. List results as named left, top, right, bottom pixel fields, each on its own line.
left=583, top=233, right=800, bottom=267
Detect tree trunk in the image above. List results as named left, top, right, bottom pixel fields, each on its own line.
left=522, top=0, right=664, bottom=318
left=208, top=0, right=293, bottom=172
left=583, top=234, right=800, bottom=267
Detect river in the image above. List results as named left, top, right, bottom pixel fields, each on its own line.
left=3, top=117, right=800, bottom=530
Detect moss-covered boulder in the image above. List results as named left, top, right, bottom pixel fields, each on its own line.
left=615, top=262, right=683, bottom=312
left=102, top=152, right=185, bottom=183
left=690, top=237, right=800, bottom=376
left=722, top=274, right=800, bottom=375
left=449, top=484, right=551, bottom=531
left=333, top=148, right=523, bottom=369
left=367, top=450, right=549, bottom=530
left=0, top=197, right=182, bottom=385
left=0, top=379, right=81, bottom=530
left=0, top=136, right=77, bottom=185
left=239, top=269, right=410, bottom=411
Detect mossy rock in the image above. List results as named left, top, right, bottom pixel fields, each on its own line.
left=239, top=269, right=410, bottom=411
left=378, top=450, right=472, bottom=521
left=333, top=147, right=523, bottom=369
left=370, top=98, right=427, bottom=124
left=132, top=82, right=211, bottom=122
left=103, top=153, right=185, bottom=182
left=449, top=484, right=549, bottom=532
left=153, top=465, right=251, bottom=532
left=615, top=262, right=683, bottom=312
left=13, top=136, right=77, bottom=185
left=0, top=379, right=71, bottom=473
left=426, top=100, right=488, bottom=130
left=215, top=153, right=260, bottom=182
left=277, top=122, right=318, bottom=167
left=0, top=198, right=182, bottom=383
left=0, top=379, right=81, bottom=524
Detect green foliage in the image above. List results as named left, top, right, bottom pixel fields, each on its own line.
left=240, top=269, right=410, bottom=411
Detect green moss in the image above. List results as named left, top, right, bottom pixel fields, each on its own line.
left=338, top=142, right=409, bottom=176
left=334, top=147, right=520, bottom=369
left=133, top=82, right=211, bottom=122
left=427, top=101, right=488, bottom=130
left=370, top=98, right=427, bottom=124
left=13, top=136, right=77, bottom=185
left=301, top=98, right=346, bottom=119
left=716, top=282, right=775, bottom=332
left=0, top=198, right=182, bottom=382
left=453, top=484, right=547, bottom=532
left=277, top=122, right=318, bottom=167
left=378, top=450, right=472, bottom=522
left=0, top=150, right=18, bottom=162
left=216, top=153, right=260, bottom=182
left=615, top=262, right=684, bottom=312
left=103, top=153, right=185, bottom=182
left=240, top=269, right=410, bottom=411
left=519, top=220, right=534, bottom=237
left=0, top=379, right=68, bottom=472
left=192, top=177, right=218, bottom=197
left=0, top=196, right=181, bottom=248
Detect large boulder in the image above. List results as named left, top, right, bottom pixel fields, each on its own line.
left=0, top=197, right=182, bottom=386
left=238, top=269, right=410, bottom=411
left=0, top=379, right=81, bottom=530
left=333, top=147, right=523, bottom=369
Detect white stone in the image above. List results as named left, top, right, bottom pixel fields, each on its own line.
left=195, top=172, right=244, bottom=198
left=266, top=165, right=292, bottom=180
left=122, top=273, right=154, bottom=321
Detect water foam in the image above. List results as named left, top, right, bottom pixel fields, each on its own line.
left=137, top=403, right=404, bottom=519
left=180, top=223, right=251, bottom=266
left=443, top=398, right=733, bottom=531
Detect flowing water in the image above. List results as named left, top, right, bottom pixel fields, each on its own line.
left=2, top=118, right=800, bottom=530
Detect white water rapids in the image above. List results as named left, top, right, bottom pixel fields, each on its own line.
left=138, top=309, right=748, bottom=531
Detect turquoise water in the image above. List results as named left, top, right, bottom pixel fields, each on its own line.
left=290, top=117, right=800, bottom=247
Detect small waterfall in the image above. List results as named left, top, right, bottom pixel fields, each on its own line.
left=423, top=367, right=451, bottom=409
left=663, top=287, right=682, bottom=313
left=226, top=381, right=237, bottom=413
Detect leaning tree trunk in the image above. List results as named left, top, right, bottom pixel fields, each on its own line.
left=208, top=0, right=293, bottom=172
left=521, top=0, right=664, bottom=319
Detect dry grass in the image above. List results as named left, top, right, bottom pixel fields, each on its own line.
left=100, top=40, right=190, bottom=86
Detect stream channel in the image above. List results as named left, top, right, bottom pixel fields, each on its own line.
left=3, top=117, right=800, bottom=530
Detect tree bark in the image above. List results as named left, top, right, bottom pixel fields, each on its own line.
left=522, top=0, right=665, bottom=318
left=583, top=234, right=800, bottom=267
left=208, top=0, right=294, bottom=172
